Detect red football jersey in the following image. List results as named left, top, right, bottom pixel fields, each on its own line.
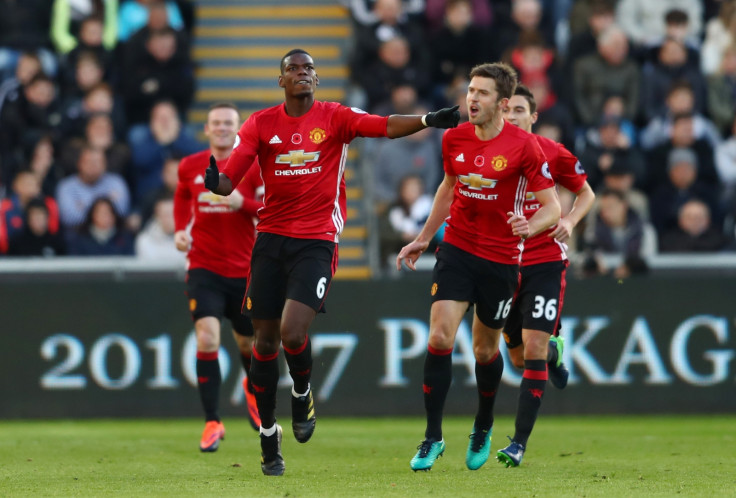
left=442, top=121, right=555, bottom=264
left=521, top=135, right=588, bottom=266
left=221, top=101, right=388, bottom=242
left=174, top=149, right=263, bottom=278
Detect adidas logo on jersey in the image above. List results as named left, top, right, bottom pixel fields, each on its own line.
left=456, top=153, right=465, bottom=162
left=194, top=174, right=204, bottom=184
left=269, top=135, right=282, bottom=144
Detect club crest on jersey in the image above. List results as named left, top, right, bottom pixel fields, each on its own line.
left=474, top=155, right=485, bottom=167
left=458, top=173, right=497, bottom=190
left=275, top=150, right=321, bottom=167
left=291, top=133, right=302, bottom=144
left=491, top=155, right=508, bottom=171
left=246, top=297, right=252, bottom=310
left=309, top=128, right=327, bottom=144
left=189, top=299, right=197, bottom=311
left=431, top=283, right=438, bottom=296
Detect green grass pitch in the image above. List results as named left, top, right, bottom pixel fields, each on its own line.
left=1, top=415, right=734, bottom=496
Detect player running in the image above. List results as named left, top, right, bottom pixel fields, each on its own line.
left=397, top=63, right=561, bottom=472
left=204, top=48, right=460, bottom=475
left=174, top=103, right=263, bottom=452
left=495, top=84, right=595, bottom=467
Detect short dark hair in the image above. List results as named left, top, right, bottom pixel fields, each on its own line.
left=468, top=62, right=517, bottom=100
left=665, top=9, right=689, bottom=25
left=600, top=187, right=627, bottom=203
left=513, top=83, right=537, bottom=114
left=280, top=48, right=311, bottom=74
left=667, top=79, right=693, bottom=97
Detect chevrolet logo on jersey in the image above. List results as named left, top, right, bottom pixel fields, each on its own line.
left=275, top=150, right=320, bottom=167
left=458, top=173, right=497, bottom=190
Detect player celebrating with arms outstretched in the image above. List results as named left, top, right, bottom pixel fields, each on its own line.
left=205, top=48, right=460, bottom=476
left=397, top=63, right=560, bottom=472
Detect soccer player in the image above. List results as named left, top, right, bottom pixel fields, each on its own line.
left=396, top=62, right=561, bottom=472
left=204, top=48, right=460, bottom=476
left=497, top=84, right=595, bottom=467
left=174, top=102, right=264, bottom=453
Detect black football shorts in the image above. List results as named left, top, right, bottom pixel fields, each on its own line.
left=245, top=232, right=337, bottom=319
left=503, top=260, right=568, bottom=348
left=431, top=241, right=519, bottom=329
left=186, top=268, right=254, bottom=336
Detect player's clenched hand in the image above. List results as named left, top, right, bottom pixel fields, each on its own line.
left=424, top=105, right=460, bottom=129
left=204, top=155, right=219, bottom=191
left=396, top=239, right=430, bottom=271
left=174, top=230, right=190, bottom=252
left=507, top=211, right=530, bottom=239
left=549, top=217, right=574, bottom=243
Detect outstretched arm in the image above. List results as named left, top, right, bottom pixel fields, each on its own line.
left=386, top=106, right=460, bottom=138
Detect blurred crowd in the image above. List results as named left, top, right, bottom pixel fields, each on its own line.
left=348, top=0, right=736, bottom=275
left=0, top=0, right=197, bottom=260
left=2, top=0, right=736, bottom=277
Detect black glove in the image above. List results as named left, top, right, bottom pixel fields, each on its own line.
left=424, top=105, right=460, bottom=129
left=204, top=155, right=219, bottom=191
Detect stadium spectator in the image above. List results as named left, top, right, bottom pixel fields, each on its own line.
left=60, top=50, right=106, bottom=107
left=565, top=0, right=615, bottom=73
left=0, top=51, right=43, bottom=118
left=121, top=0, right=189, bottom=70
left=646, top=112, right=720, bottom=192
left=659, top=198, right=731, bottom=252
left=578, top=115, right=646, bottom=191
left=424, top=0, right=492, bottom=33
left=615, top=0, right=702, bottom=49
left=120, top=26, right=194, bottom=124
left=67, top=196, right=134, bottom=255
left=378, top=174, right=433, bottom=265
left=126, top=100, right=199, bottom=202
left=701, top=0, right=736, bottom=76
left=572, top=25, right=640, bottom=127
left=117, top=0, right=184, bottom=42
left=0, top=170, right=60, bottom=254
left=343, top=0, right=425, bottom=27
left=350, top=0, right=427, bottom=79
left=60, top=112, right=131, bottom=177
left=27, top=135, right=65, bottom=198
left=60, top=82, right=127, bottom=145
left=599, top=159, right=650, bottom=221
left=358, top=36, right=431, bottom=112
left=0, top=74, right=63, bottom=168
left=49, top=0, right=118, bottom=55
left=492, top=0, right=554, bottom=62
left=55, top=145, right=130, bottom=230
left=128, top=153, right=178, bottom=231
left=59, top=15, right=115, bottom=77
left=715, top=117, right=736, bottom=203
left=649, top=147, right=722, bottom=235
left=0, top=0, right=57, bottom=80
left=706, top=43, right=736, bottom=135
left=428, top=0, right=490, bottom=89
left=507, top=31, right=562, bottom=113
left=640, top=9, right=701, bottom=65
left=583, top=187, right=657, bottom=271
left=204, top=48, right=460, bottom=476
left=640, top=37, right=707, bottom=122
left=640, top=80, right=722, bottom=151
left=371, top=104, right=442, bottom=206
left=7, top=198, right=66, bottom=256
left=134, top=192, right=183, bottom=261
